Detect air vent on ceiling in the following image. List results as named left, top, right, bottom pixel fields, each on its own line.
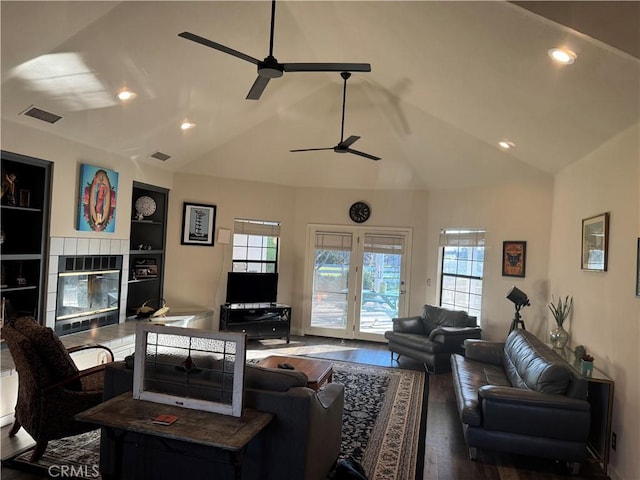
left=21, top=105, right=62, bottom=124
left=150, top=151, right=171, bottom=161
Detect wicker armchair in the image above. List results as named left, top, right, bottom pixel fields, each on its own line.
left=2, top=316, right=114, bottom=462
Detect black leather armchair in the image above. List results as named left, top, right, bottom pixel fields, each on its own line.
left=384, top=304, right=482, bottom=373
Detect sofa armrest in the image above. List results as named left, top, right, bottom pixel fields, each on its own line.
left=317, top=383, right=345, bottom=409
left=429, top=327, right=482, bottom=349
left=463, top=339, right=504, bottom=365
left=391, top=316, right=424, bottom=334
left=478, top=385, right=591, bottom=441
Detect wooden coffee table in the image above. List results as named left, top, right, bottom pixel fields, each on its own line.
left=256, top=355, right=333, bottom=391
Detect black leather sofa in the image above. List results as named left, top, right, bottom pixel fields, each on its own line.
left=450, top=329, right=591, bottom=473
left=384, top=304, right=482, bottom=373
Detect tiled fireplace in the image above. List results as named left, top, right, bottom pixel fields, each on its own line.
left=47, top=237, right=130, bottom=334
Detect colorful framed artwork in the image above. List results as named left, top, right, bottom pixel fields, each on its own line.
left=77, top=164, right=118, bottom=232
left=502, top=241, right=526, bottom=277
left=581, top=212, right=609, bottom=272
left=181, top=202, right=216, bottom=246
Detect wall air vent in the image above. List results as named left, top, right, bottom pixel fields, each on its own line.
left=21, top=105, right=62, bottom=124
left=150, top=151, right=171, bottom=161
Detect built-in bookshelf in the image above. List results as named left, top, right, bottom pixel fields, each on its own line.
left=126, top=182, right=168, bottom=316
left=1, top=151, right=52, bottom=327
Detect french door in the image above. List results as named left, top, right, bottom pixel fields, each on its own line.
left=304, top=226, right=411, bottom=341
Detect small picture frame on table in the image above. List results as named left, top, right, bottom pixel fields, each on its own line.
left=181, top=202, right=216, bottom=246
left=502, top=241, right=526, bottom=277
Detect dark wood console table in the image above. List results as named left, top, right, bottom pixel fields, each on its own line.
left=220, top=303, right=291, bottom=343
left=76, top=392, right=273, bottom=480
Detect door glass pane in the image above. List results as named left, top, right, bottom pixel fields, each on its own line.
left=359, top=234, right=403, bottom=335
left=310, top=233, right=352, bottom=329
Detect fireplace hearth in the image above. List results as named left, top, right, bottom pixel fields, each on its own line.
left=55, top=255, right=122, bottom=335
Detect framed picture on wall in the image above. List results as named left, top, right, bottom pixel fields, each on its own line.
left=636, top=238, right=640, bottom=297
left=76, top=164, right=118, bottom=233
left=181, top=202, right=216, bottom=246
left=502, top=241, right=526, bottom=277
left=581, top=212, right=609, bottom=271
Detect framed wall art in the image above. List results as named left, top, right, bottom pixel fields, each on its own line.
left=76, top=164, right=118, bottom=233
left=181, top=202, right=216, bottom=246
left=636, top=238, right=640, bottom=297
left=502, top=241, right=526, bottom=277
left=581, top=212, right=609, bottom=271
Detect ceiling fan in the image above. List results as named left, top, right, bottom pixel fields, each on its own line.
left=178, top=0, right=371, bottom=100
left=290, top=72, right=381, bottom=161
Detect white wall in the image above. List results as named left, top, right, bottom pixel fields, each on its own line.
left=548, top=124, right=640, bottom=480
left=426, top=177, right=555, bottom=341
left=164, top=173, right=430, bottom=333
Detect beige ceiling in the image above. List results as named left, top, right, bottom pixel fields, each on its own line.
left=2, top=1, right=639, bottom=191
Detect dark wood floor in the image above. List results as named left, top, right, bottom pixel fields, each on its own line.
left=1, top=335, right=610, bottom=480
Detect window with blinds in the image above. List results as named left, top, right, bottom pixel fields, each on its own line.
left=232, top=219, right=280, bottom=273
left=439, top=228, right=485, bottom=320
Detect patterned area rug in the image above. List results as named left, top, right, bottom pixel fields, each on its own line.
left=4, top=430, right=101, bottom=479
left=331, top=361, right=427, bottom=480
left=3, top=361, right=427, bottom=480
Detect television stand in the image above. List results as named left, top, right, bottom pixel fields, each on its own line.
left=220, top=303, right=291, bottom=343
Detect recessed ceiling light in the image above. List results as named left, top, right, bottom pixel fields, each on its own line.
left=499, top=141, right=516, bottom=150
left=116, top=89, right=136, bottom=101
left=181, top=121, right=196, bottom=130
left=548, top=48, right=577, bottom=65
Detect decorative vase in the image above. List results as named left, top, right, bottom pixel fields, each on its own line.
left=549, top=325, right=569, bottom=349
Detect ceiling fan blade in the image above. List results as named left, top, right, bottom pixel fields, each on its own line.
left=290, top=147, right=334, bottom=152
left=282, top=63, right=372, bottom=73
left=178, top=32, right=260, bottom=65
left=246, top=76, right=271, bottom=100
left=346, top=148, right=381, bottom=161
left=340, top=135, right=361, bottom=148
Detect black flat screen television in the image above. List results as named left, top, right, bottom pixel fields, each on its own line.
left=225, top=272, right=278, bottom=304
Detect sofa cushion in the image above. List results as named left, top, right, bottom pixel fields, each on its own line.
left=503, top=330, right=571, bottom=395
left=451, top=354, right=510, bottom=426
left=245, top=364, right=308, bottom=392
left=421, top=305, right=475, bottom=333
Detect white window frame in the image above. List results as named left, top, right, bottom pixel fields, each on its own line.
left=438, top=228, right=485, bottom=320
left=232, top=219, right=280, bottom=273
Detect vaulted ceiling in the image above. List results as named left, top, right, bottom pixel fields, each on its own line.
left=2, top=1, right=638, bottom=190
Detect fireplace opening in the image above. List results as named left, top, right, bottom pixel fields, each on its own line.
left=55, top=255, right=122, bottom=335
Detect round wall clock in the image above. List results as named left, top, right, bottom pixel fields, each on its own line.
left=349, top=201, right=371, bottom=223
